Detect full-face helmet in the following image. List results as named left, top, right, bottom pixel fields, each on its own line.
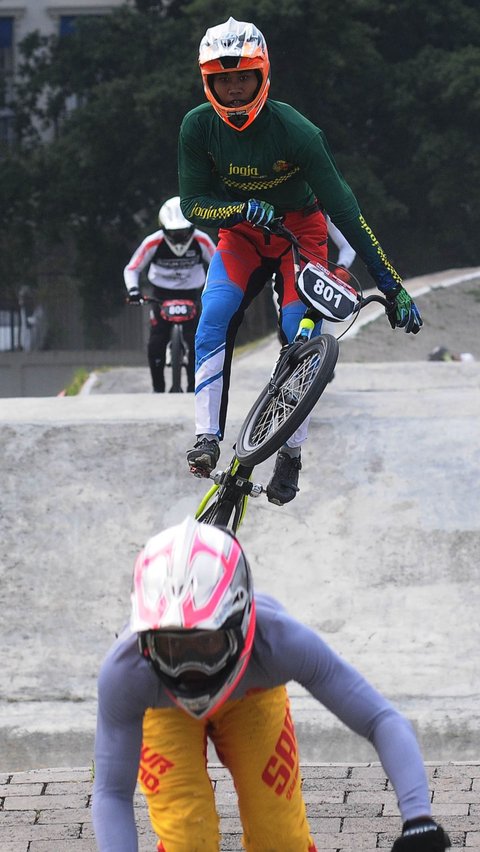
left=199, top=17, right=270, bottom=131
left=131, top=517, right=256, bottom=718
left=158, top=196, right=194, bottom=256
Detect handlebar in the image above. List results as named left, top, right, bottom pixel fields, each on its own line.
left=126, top=295, right=161, bottom=305
left=263, top=218, right=389, bottom=320
left=126, top=295, right=197, bottom=306
left=354, top=293, right=389, bottom=311
left=264, top=218, right=301, bottom=246
left=263, top=218, right=391, bottom=319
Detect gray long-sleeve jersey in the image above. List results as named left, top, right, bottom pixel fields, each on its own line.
left=92, top=594, right=431, bottom=850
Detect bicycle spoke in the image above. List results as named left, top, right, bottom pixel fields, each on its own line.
left=249, top=350, right=322, bottom=448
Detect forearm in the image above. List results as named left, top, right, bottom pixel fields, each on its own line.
left=335, top=241, right=356, bottom=270
left=92, top=684, right=144, bottom=852
left=124, top=248, right=153, bottom=291
left=181, top=193, right=245, bottom=229
left=300, top=637, right=430, bottom=821
left=92, top=790, right=138, bottom=852
left=124, top=268, right=141, bottom=291
left=370, top=712, right=431, bottom=822
left=331, top=212, right=403, bottom=289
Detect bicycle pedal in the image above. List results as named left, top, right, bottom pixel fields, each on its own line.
left=267, top=495, right=284, bottom=507
left=250, top=483, right=263, bottom=497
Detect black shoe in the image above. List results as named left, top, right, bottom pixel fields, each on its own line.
left=187, top=437, right=220, bottom=476
left=266, top=452, right=302, bottom=505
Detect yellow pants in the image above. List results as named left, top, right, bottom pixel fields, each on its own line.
left=138, top=685, right=317, bottom=852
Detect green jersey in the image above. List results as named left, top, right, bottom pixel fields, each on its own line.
left=178, top=100, right=402, bottom=285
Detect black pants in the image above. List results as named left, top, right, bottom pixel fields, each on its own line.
left=147, top=287, right=202, bottom=392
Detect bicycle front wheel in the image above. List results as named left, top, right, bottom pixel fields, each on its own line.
left=170, top=325, right=183, bottom=392
left=235, top=334, right=338, bottom=466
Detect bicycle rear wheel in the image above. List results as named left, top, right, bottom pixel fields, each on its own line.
left=235, top=334, right=338, bottom=466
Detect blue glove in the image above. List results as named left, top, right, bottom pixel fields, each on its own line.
left=391, top=820, right=451, bottom=851
left=243, top=198, right=275, bottom=227
left=385, top=284, right=423, bottom=334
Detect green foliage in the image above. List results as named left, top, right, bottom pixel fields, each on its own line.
left=1, top=0, right=479, bottom=343
left=64, top=367, right=89, bottom=396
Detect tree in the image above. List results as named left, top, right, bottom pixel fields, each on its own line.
left=9, top=8, right=199, bottom=344
left=2, top=0, right=478, bottom=346
left=355, top=0, right=480, bottom=271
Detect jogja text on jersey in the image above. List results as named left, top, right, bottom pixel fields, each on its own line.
left=359, top=215, right=402, bottom=283
left=228, top=163, right=260, bottom=176
left=191, top=202, right=244, bottom=220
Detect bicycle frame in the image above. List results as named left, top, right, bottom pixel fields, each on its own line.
left=195, top=457, right=262, bottom=531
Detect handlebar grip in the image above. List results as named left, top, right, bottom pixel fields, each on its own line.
left=265, top=218, right=299, bottom=245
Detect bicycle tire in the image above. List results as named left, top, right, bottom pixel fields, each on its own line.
left=235, top=334, right=339, bottom=466
left=170, top=325, right=183, bottom=392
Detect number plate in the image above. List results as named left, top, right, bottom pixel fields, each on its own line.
left=160, top=299, right=197, bottom=323
left=297, top=263, right=359, bottom=321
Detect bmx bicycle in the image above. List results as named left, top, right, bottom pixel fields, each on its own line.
left=194, top=219, right=390, bottom=531
left=129, top=294, right=197, bottom=392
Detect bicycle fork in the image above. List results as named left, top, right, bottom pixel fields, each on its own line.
left=269, top=309, right=322, bottom=394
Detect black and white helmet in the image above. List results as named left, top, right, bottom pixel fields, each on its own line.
left=158, top=196, right=195, bottom=256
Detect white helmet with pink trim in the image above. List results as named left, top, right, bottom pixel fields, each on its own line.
left=131, top=517, right=255, bottom=718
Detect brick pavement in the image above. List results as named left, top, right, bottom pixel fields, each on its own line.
left=1, top=762, right=478, bottom=850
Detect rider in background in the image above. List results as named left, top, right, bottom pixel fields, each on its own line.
left=321, top=216, right=357, bottom=341
left=179, top=18, right=422, bottom=502
left=326, top=214, right=356, bottom=283
left=92, top=518, right=450, bottom=852
left=124, top=196, right=216, bottom=393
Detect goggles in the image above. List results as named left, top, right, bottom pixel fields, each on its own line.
left=164, top=227, right=193, bottom=245
left=146, top=629, right=238, bottom=677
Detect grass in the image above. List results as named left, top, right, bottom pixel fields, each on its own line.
left=466, top=286, right=480, bottom=302
left=62, top=364, right=131, bottom=396
left=60, top=339, right=274, bottom=396
left=64, top=367, right=90, bottom=396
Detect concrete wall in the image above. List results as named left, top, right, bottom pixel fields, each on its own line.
left=0, top=349, right=145, bottom=398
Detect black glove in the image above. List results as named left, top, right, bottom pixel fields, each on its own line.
left=385, top=284, right=423, bottom=334
left=127, top=288, right=142, bottom=304
left=391, top=819, right=451, bottom=851
left=242, top=198, right=275, bottom=227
